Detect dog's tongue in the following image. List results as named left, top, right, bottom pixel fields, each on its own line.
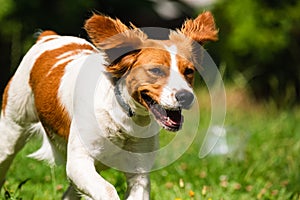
left=165, top=109, right=183, bottom=125
left=149, top=104, right=183, bottom=131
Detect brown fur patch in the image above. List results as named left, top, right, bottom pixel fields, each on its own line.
left=36, top=30, right=58, bottom=42
left=84, top=14, right=147, bottom=50
left=1, top=78, right=12, bottom=116
left=180, top=11, right=218, bottom=45
left=176, top=55, right=195, bottom=86
left=134, top=48, right=171, bottom=68
left=125, top=48, right=171, bottom=108
left=29, top=43, right=95, bottom=139
left=106, top=50, right=140, bottom=78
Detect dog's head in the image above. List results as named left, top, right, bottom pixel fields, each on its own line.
left=85, top=12, right=218, bottom=131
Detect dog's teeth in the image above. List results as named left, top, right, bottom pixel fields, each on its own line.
left=167, top=117, right=173, bottom=124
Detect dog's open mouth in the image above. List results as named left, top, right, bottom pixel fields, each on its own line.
left=141, top=93, right=183, bottom=132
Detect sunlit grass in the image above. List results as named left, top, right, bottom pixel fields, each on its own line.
left=1, top=86, right=300, bottom=199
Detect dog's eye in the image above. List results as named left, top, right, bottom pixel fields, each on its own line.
left=184, top=68, right=194, bottom=76
left=149, top=67, right=165, bottom=76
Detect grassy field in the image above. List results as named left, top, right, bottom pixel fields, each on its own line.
left=1, top=86, right=300, bottom=200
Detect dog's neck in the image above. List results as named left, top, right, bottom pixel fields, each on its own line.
left=114, top=80, right=135, bottom=117
left=113, top=78, right=149, bottom=118
left=112, top=78, right=155, bottom=130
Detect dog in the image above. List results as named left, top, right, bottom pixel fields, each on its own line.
left=0, top=11, right=217, bottom=199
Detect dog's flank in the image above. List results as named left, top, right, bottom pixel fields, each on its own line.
left=0, top=11, right=218, bottom=199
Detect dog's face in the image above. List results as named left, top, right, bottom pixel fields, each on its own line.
left=118, top=47, right=195, bottom=131
left=85, top=12, right=218, bottom=131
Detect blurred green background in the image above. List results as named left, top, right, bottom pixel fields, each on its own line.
left=0, top=0, right=300, bottom=107
left=1, top=1, right=300, bottom=199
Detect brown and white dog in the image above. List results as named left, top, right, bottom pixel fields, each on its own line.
left=0, top=12, right=217, bottom=199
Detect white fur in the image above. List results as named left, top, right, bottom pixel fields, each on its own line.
left=27, top=122, right=65, bottom=165
left=160, top=45, right=193, bottom=108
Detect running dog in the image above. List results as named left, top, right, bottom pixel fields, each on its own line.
left=0, top=12, right=217, bottom=199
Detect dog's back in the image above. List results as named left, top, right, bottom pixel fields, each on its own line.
left=2, top=31, right=97, bottom=124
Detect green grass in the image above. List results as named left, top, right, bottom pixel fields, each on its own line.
left=1, top=87, right=300, bottom=200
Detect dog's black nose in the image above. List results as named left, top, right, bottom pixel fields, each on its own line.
left=175, top=89, right=194, bottom=109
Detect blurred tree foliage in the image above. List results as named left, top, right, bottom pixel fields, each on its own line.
left=0, top=0, right=299, bottom=107
left=211, top=0, right=300, bottom=107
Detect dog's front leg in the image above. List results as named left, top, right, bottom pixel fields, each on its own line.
left=124, top=173, right=150, bottom=200
left=66, top=121, right=120, bottom=200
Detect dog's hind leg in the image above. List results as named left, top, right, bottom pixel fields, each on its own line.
left=0, top=72, right=39, bottom=189
left=0, top=118, right=30, bottom=188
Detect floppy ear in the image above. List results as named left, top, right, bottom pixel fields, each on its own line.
left=84, top=14, right=147, bottom=49
left=180, top=11, right=218, bottom=45
left=106, top=50, right=140, bottom=78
